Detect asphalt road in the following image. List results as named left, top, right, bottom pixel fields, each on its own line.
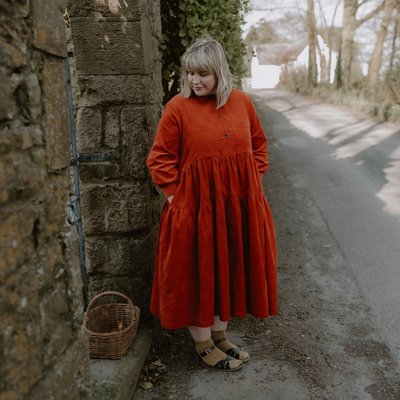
left=250, top=89, right=400, bottom=363
left=134, top=89, right=400, bottom=400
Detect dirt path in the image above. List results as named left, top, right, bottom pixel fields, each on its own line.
left=133, top=91, right=400, bottom=400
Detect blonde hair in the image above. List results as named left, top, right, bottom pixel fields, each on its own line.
left=180, top=36, right=235, bottom=109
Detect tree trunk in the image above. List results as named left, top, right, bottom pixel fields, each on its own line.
left=316, top=39, right=328, bottom=83
left=307, top=0, right=318, bottom=87
left=369, top=0, right=396, bottom=85
left=335, top=44, right=343, bottom=88
left=341, top=0, right=386, bottom=87
left=386, top=10, right=398, bottom=84
left=327, top=0, right=342, bottom=83
left=341, top=0, right=358, bottom=87
left=398, top=0, right=400, bottom=26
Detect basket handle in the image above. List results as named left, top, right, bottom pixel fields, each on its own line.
left=86, top=291, right=135, bottom=317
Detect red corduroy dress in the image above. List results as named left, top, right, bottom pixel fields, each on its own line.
left=146, top=88, right=277, bottom=330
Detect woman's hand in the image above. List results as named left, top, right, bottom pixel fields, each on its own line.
left=167, top=195, right=174, bottom=204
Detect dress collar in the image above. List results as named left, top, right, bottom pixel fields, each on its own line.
left=191, top=93, right=216, bottom=104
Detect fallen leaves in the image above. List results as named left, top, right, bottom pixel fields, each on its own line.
left=139, top=381, right=153, bottom=390
left=138, top=359, right=168, bottom=390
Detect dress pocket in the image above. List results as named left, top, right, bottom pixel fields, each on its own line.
left=231, top=120, right=252, bottom=154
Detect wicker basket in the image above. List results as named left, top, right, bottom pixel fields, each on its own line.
left=84, top=291, right=140, bottom=359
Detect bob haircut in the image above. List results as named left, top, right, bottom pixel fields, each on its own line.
left=180, top=36, right=235, bottom=109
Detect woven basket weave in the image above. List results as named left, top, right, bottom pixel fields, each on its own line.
left=84, top=291, right=140, bottom=359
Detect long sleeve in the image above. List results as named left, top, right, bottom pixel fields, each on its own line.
left=147, top=102, right=181, bottom=197
left=247, top=97, right=269, bottom=175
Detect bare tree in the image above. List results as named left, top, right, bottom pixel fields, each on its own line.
left=328, top=0, right=343, bottom=83
left=340, top=0, right=386, bottom=87
left=398, top=0, right=400, bottom=25
left=316, top=0, right=342, bottom=83
left=369, top=0, right=396, bottom=84
left=386, top=0, right=400, bottom=101
left=316, top=0, right=328, bottom=83
left=307, top=0, right=318, bottom=86
left=385, top=14, right=398, bottom=83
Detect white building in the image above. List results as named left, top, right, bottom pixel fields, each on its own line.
left=251, top=36, right=338, bottom=89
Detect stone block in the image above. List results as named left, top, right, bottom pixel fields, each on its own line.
left=150, top=61, right=163, bottom=103
left=0, top=121, right=42, bottom=153
left=42, top=57, right=71, bottom=171
left=104, top=107, right=120, bottom=148
left=42, top=320, right=72, bottom=367
left=85, top=235, right=150, bottom=276
left=7, top=70, right=43, bottom=123
left=79, top=162, right=122, bottom=181
left=76, top=107, right=102, bottom=151
left=32, top=0, right=67, bottom=57
left=147, top=0, right=162, bottom=38
left=1, top=0, right=93, bottom=396
left=67, top=0, right=140, bottom=19
left=70, top=20, right=148, bottom=75
left=29, top=125, right=44, bottom=146
left=121, top=106, right=149, bottom=178
left=85, top=235, right=108, bottom=275
left=0, top=67, right=13, bottom=121
left=25, top=72, right=42, bottom=121
left=67, top=54, right=79, bottom=108
left=0, top=123, right=44, bottom=151
left=60, top=229, right=86, bottom=329
left=0, top=262, right=39, bottom=316
left=28, top=333, right=91, bottom=400
left=0, top=206, right=38, bottom=269
left=80, top=182, right=148, bottom=234
left=0, top=21, right=28, bottom=71
left=0, top=313, right=42, bottom=397
left=108, top=235, right=150, bottom=275
left=41, top=173, right=71, bottom=238
left=146, top=104, right=162, bottom=141
left=77, top=74, right=162, bottom=107
left=36, top=242, right=63, bottom=291
left=0, top=151, right=46, bottom=203
left=89, top=327, right=153, bottom=400
left=0, top=0, right=30, bottom=17
left=39, top=282, right=69, bottom=338
left=88, top=275, right=147, bottom=305
left=140, top=13, right=157, bottom=74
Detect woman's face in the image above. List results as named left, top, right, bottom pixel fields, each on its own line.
left=187, top=70, right=217, bottom=96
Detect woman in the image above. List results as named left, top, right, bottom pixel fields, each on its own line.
left=146, top=37, right=277, bottom=372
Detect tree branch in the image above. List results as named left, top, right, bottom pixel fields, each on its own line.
left=331, top=0, right=343, bottom=27
left=357, top=0, right=370, bottom=10
left=252, top=6, right=303, bottom=11
left=356, top=1, right=386, bottom=27
left=316, top=0, right=328, bottom=29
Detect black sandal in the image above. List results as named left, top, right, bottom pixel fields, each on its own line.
left=214, top=337, right=250, bottom=363
left=196, top=344, right=243, bottom=371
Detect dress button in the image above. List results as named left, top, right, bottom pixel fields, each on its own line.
left=223, top=134, right=227, bottom=138
left=218, top=114, right=221, bottom=118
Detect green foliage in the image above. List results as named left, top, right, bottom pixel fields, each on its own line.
left=161, top=0, right=249, bottom=104
left=278, top=63, right=308, bottom=92
left=244, top=19, right=281, bottom=47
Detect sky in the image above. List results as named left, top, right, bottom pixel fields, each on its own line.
left=242, top=0, right=344, bottom=38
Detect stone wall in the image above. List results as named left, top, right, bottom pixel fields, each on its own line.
left=0, top=0, right=91, bottom=399
left=66, top=0, right=163, bottom=323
